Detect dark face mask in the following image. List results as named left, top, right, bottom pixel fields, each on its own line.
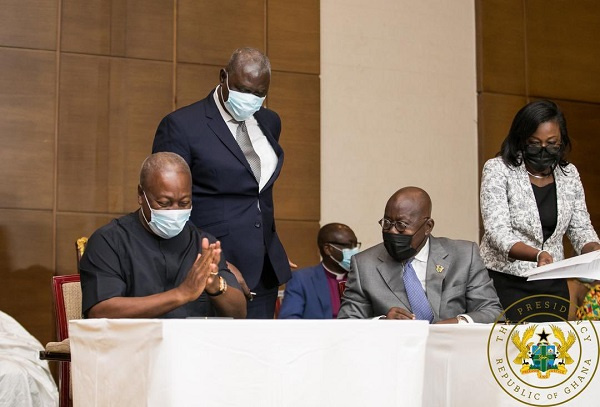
left=523, top=146, right=560, bottom=173
left=382, top=220, right=427, bottom=262
left=383, top=232, right=416, bottom=262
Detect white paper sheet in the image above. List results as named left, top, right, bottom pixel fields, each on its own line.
left=523, top=250, right=600, bottom=281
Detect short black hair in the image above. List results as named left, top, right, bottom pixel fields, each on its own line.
left=498, top=100, right=571, bottom=169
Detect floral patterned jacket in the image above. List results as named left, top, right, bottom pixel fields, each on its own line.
left=480, top=157, right=599, bottom=276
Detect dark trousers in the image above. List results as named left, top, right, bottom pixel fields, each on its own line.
left=246, top=254, right=280, bottom=319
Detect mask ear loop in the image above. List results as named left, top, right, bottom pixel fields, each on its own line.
left=140, top=191, right=153, bottom=225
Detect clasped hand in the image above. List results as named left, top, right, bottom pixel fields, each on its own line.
left=178, top=238, right=221, bottom=302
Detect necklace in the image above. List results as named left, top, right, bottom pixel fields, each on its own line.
left=527, top=170, right=551, bottom=179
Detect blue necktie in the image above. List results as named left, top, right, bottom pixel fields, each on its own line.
left=402, top=260, right=434, bottom=322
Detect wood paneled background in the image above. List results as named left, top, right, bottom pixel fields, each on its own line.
left=0, top=0, right=320, bottom=344
left=476, top=0, right=600, bottom=245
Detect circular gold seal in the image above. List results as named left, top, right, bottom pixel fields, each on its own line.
left=487, top=295, right=599, bottom=406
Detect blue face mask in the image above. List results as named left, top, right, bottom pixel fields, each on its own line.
left=329, top=245, right=360, bottom=272
left=221, top=74, right=266, bottom=121
left=141, top=191, right=191, bottom=239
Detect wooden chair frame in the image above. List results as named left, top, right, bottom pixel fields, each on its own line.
left=39, top=274, right=81, bottom=407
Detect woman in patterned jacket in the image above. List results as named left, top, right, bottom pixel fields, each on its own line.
left=480, top=100, right=600, bottom=322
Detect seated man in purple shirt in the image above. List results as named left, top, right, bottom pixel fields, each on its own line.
left=278, top=223, right=360, bottom=319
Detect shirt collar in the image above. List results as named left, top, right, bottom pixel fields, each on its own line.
left=413, top=236, right=430, bottom=264
left=322, top=263, right=347, bottom=281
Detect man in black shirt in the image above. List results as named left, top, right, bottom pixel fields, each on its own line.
left=80, top=152, right=246, bottom=318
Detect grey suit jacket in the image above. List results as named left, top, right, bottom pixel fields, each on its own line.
left=338, top=236, right=502, bottom=323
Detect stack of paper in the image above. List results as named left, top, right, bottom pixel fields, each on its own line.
left=523, top=250, right=600, bottom=281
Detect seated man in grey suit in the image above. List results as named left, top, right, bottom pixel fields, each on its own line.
left=338, top=187, right=502, bottom=323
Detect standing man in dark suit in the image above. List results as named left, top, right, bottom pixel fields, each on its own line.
left=338, top=187, right=502, bottom=323
left=152, top=47, right=291, bottom=318
left=279, top=223, right=360, bottom=319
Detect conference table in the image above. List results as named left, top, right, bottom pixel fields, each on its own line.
left=69, top=319, right=600, bottom=406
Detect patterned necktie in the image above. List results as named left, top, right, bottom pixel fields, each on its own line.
left=234, top=120, right=261, bottom=183
left=402, top=260, right=434, bottom=322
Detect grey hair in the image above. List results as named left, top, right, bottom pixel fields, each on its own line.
left=226, top=47, right=271, bottom=75
left=139, top=152, right=191, bottom=189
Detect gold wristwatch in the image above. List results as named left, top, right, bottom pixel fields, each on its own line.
left=206, top=276, right=228, bottom=297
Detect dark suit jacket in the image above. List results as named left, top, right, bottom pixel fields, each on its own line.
left=278, top=264, right=333, bottom=319
left=338, top=236, right=502, bottom=323
left=152, top=91, right=291, bottom=289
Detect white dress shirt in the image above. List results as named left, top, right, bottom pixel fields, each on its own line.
left=213, top=87, right=278, bottom=192
left=412, top=237, right=430, bottom=291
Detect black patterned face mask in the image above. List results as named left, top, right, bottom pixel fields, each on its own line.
left=523, top=145, right=560, bottom=173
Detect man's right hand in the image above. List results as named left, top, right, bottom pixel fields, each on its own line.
left=177, top=238, right=221, bottom=302
left=226, top=261, right=252, bottom=300
left=384, top=307, right=415, bottom=320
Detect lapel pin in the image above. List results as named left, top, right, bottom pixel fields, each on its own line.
left=435, top=265, right=444, bottom=273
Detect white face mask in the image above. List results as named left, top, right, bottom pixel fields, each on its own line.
left=141, top=191, right=191, bottom=239
left=221, top=74, right=266, bottom=121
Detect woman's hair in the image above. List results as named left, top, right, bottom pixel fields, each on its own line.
left=498, top=99, right=571, bottom=168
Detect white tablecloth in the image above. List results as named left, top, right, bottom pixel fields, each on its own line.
left=70, top=319, right=429, bottom=407
left=423, top=322, right=600, bottom=407
left=71, top=319, right=600, bottom=407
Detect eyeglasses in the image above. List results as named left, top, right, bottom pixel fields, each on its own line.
left=378, top=217, right=429, bottom=233
left=525, top=143, right=561, bottom=155
left=328, top=242, right=361, bottom=250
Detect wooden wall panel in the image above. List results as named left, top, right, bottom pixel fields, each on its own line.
left=55, top=213, right=121, bottom=275
left=277, top=220, right=321, bottom=269
left=177, top=0, right=265, bottom=65
left=1, top=0, right=320, bottom=342
left=58, top=54, right=110, bottom=213
left=0, top=209, right=54, bottom=343
left=269, top=72, right=320, bottom=221
left=61, top=0, right=173, bottom=60
left=476, top=0, right=525, bottom=95
left=0, top=49, right=56, bottom=210
left=268, top=0, right=319, bottom=74
left=107, top=58, right=173, bottom=209
left=478, top=93, right=527, bottom=164
left=176, top=63, right=221, bottom=109
left=527, top=1, right=600, bottom=104
left=0, top=0, right=57, bottom=50
left=58, top=55, right=172, bottom=214
left=477, top=1, right=600, bottom=243
left=557, top=100, right=600, bottom=231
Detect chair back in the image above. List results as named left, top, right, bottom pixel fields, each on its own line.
left=53, top=275, right=82, bottom=341
left=51, top=274, right=81, bottom=407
